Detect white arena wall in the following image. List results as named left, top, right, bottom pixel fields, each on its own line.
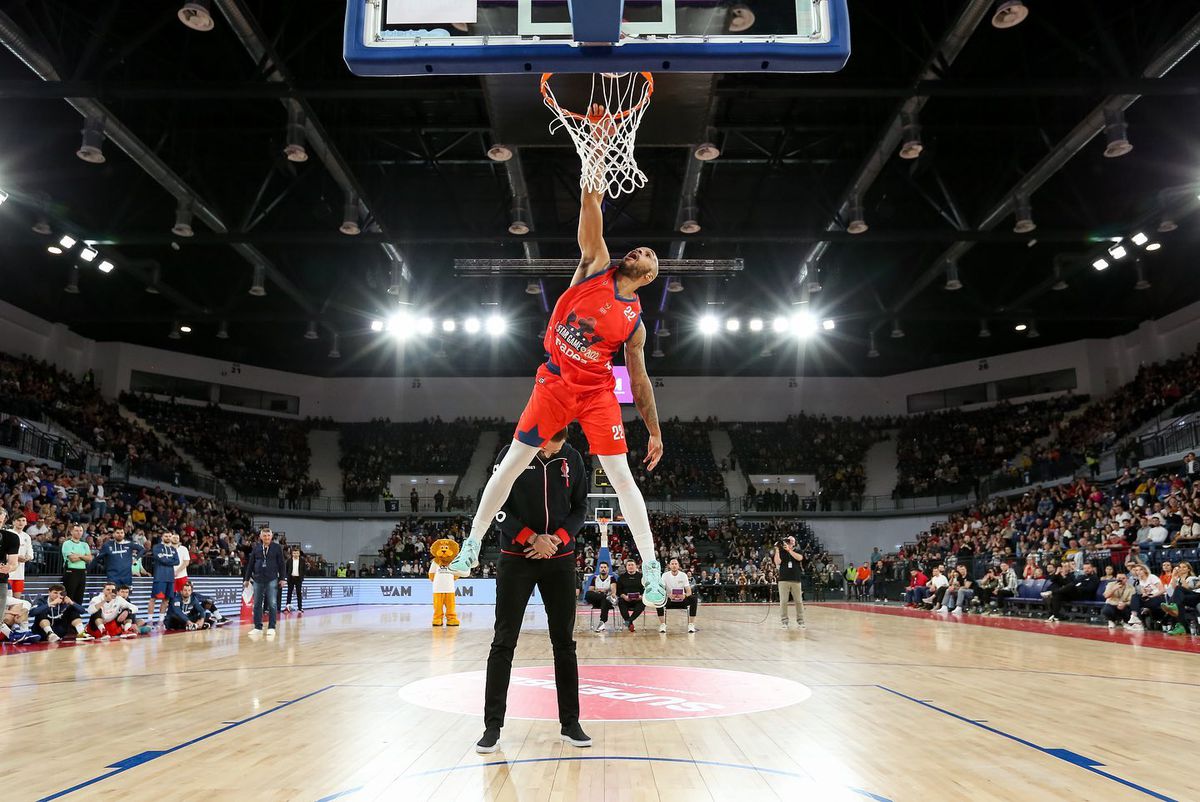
left=2, top=295, right=1200, bottom=422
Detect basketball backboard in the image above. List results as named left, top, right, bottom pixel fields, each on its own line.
left=344, top=0, right=850, bottom=76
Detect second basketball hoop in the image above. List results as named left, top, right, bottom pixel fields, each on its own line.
left=541, top=71, right=654, bottom=197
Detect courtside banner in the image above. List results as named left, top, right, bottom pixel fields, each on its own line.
left=358, top=578, right=526, bottom=606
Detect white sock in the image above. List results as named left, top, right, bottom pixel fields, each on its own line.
left=73, top=621, right=85, bottom=634
left=465, top=440, right=540, bottom=544
left=597, top=454, right=655, bottom=564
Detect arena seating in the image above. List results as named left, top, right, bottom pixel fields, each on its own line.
left=339, top=417, right=490, bottom=501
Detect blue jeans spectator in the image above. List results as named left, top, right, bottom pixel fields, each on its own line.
left=252, top=578, right=279, bottom=630
left=904, top=587, right=928, bottom=605
left=946, top=588, right=975, bottom=611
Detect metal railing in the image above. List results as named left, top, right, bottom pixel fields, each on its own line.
left=1132, top=417, right=1200, bottom=463
left=0, top=416, right=87, bottom=469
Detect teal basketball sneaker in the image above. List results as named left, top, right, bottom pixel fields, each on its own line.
left=450, top=537, right=480, bottom=573
left=641, top=558, right=666, bottom=608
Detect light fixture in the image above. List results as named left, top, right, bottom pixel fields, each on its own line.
left=666, top=277, right=684, bottom=293
left=657, top=321, right=672, bottom=338
left=328, top=334, right=341, bottom=359
left=1014, top=323, right=1028, bottom=332
left=846, top=195, right=868, bottom=234
left=97, top=260, right=114, bottom=274
left=792, top=311, right=818, bottom=337
left=464, top=316, right=481, bottom=334
left=1145, top=242, right=1161, bottom=252
left=283, top=108, right=308, bottom=162
left=1012, top=195, right=1036, bottom=233
left=64, top=267, right=80, bottom=294
left=991, top=0, right=1028, bottom=29
left=508, top=196, right=531, bottom=235
left=168, top=326, right=181, bottom=340
left=771, top=316, right=789, bottom=333
left=822, top=318, right=836, bottom=331
left=442, top=318, right=456, bottom=332
left=179, top=324, right=192, bottom=334
left=249, top=264, right=267, bottom=296
left=651, top=336, right=665, bottom=359
left=485, top=314, right=506, bottom=336
left=59, top=234, right=77, bottom=250
left=340, top=195, right=361, bottom=236
left=898, top=112, right=922, bottom=160
left=145, top=264, right=161, bottom=294
left=890, top=320, right=904, bottom=339
left=1157, top=214, right=1177, bottom=233
left=178, top=0, right=215, bottom=31
left=172, top=199, right=194, bottom=237
left=216, top=320, right=229, bottom=339
left=79, top=247, right=98, bottom=263
left=867, top=332, right=879, bottom=358
left=1134, top=264, right=1151, bottom=291
left=387, top=311, right=412, bottom=338
left=1103, top=109, right=1133, bottom=158
left=807, top=276, right=823, bottom=294
left=749, top=317, right=764, bottom=332
left=794, top=282, right=811, bottom=306
left=693, top=142, right=721, bottom=161
left=0, top=188, right=7, bottom=206
left=678, top=203, right=701, bottom=234
left=417, top=317, right=434, bottom=335
left=76, top=118, right=107, bottom=164
left=32, top=216, right=51, bottom=235
left=1051, top=263, right=1068, bottom=291
left=725, top=318, right=741, bottom=332
left=978, top=319, right=991, bottom=338
left=1130, top=232, right=1149, bottom=247
left=699, top=315, right=719, bottom=335
left=1107, top=243, right=1128, bottom=260
left=1092, top=258, right=1109, bottom=271
left=524, top=280, right=542, bottom=295
left=727, top=3, right=756, bottom=32
left=370, top=319, right=384, bottom=333
left=944, top=261, right=963, bottom=291
left=1026, top=322, right=1039, bottom=339
left=47, top=245, right=63, bottom=255
left=305, top=321, right=319, bottom=340
left=487, top=144, right=514, bottom=162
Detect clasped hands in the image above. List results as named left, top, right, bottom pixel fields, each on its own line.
left=523, top=534, right=560, bottom=559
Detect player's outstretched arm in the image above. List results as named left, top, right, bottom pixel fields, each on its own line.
left=572, top=104, right=613, bottom=286
left=624, top=322, right=662, bottom=471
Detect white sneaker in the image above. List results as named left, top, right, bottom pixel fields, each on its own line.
left=658, top=623, right=667, bottom=634
left=1046, top=615, right=1058, bottom=622
left=266, top=628, right=276, bottom=638
left=593, top=622, right=607, bottom=633
left=951, top=608, right=962, bottom=615
left=1126, top=620, right=1143, bottom=630
left=47, top=632, right=61, bottom=643
left=935, top=606, right=948, bottom=613
left=98, top=635, right=111, bottom=642
left=1108, top=621, right=1116, bottom=630
left=248, top=628, right=263, bottom=640
left=75, top=632, right=93, bottom=642
left=687, top=624, right=696, bottom=634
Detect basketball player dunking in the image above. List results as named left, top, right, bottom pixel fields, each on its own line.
left=451, top=105, right=666, bottom=608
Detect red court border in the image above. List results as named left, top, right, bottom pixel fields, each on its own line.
left=811, top=602, right=1200, bottom=655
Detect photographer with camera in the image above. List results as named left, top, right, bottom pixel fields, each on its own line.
left=774, top=536, right=806, bottom=630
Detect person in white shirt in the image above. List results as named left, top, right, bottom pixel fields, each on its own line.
left=656, top=559, right=697, bottom=634
left=1128, top=564, right=1165, bottom=630
left=284, top=545, right=306, bottom=615
left=86, top=581, right=138, bottom=640
left=1139, top=515, right=1169, bottom=549
left=172, top=533, right=191, bottom=593
left=922, top=566, right=950, bottom=609
left=8, top=513, right=33, bottom=597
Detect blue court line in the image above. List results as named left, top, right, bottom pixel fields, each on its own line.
left=877, top=686, right=1177, bottom=802
left=316, top=787, right=364, bottom=802
left=353, top=756, right=896, bottom=800
left=38, top=685, right=335, bottom=801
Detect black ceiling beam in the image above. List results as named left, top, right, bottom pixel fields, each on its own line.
left=33, top=229, right=1109, bottom=247
left=6, top=78, right=1200, bottom=101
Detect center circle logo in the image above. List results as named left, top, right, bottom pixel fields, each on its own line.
left=397, top=665, right=812, bottom=721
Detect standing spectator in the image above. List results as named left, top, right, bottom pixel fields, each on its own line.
left=774, top=536, right=806, bottom=629
left=173, top=532, right=191, bottom=593
left=0, top=508, right=18, bottom=613
left=91, top=477, right=107, bottom=519
left=147, top=533, right=180, bottom=628
left=7, top=512, right=32, bottom=598
left=61, top=523, right=91, bottom=604
left=410, top=488, right=420, bottom=513
left=434, top=489, right=445, bottom=512
left=96, top=528, right=144, bottom=587
left=244, top=526, right=285, bottom=639
left=284, top=545, right=306, bottom=615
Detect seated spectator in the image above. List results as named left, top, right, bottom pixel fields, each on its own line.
left=992, top=562, right=1018, bottom=612
left=86, top=581, right=138, bottom=640
left=615, top=559, right=645, bottom=632
left=1138, top=515, right=1169, bottom=549
left=1129, top=564, right=1166, bottom=630
left=1043, top=562, right=1099, bottom=622
left=853, top=562, right=872, bottom=601
left=656, top=558, right=698, bottom=634
left=0, top=596, right=39, bottom=645
left=116, top=585, right=151, bottom=635
left=1102, top=571, right=1136, bottom=628
left=1160, top=562, right=1200, bottom=636
left=584, top=562, right=615, bottom=633
left=29, top=584, right=89, bottom=642
left=903, top=568, right=929, bottom=607
left=921, top=566, right=950, bottom=609
left=164, top=581, right=213, bottom=631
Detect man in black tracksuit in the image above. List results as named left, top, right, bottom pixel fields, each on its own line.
left=477, top=427, right=590, bottom=754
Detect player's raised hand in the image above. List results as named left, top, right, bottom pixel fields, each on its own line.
left=588, top=103, right=617, bottom=140
left=643, top=434, right=663, bottom=472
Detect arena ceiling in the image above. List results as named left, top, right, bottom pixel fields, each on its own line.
left=2, top=1, right=1200, bottom=379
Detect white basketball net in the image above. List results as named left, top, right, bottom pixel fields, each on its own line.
left=541, top=72, right=654, bottom=198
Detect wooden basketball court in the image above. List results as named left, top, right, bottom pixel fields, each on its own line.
left=5, top=604, right=1196, bottom=802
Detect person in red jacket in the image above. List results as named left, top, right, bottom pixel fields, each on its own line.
left=904, top=568, right=929, bottom=607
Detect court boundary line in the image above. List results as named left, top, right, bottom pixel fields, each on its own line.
left=876, top=685, right=1178, bottom=802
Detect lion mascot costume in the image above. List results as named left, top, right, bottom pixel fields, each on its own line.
left=429, top=538, right=468, bottom=626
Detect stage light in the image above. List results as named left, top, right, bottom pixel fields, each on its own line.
left=216, top=321, right=230, bottom=339
left=727, top=3, right=755, bottom=32
left=283, top=109, right=308, bottom=163
left=1026, top=322, right=1039, bottom=339
left=1103, top=109, right=1133, bottom=158
left=1135, top=265, right=1151, bottom=291
left=1108, top=243, right=1128, bottom=260
left=173, top=199, right=195, bottom=237
left=867, top=332, right=879, bottom=358
left=487, top=144, right=514, bottom=162
left=978, top=320, right=991, bottom=338
left=305, top=321, right=319, bottom=340
left=898, top=112, right=922, bottom=160
left=249, top=264, right=267, bottom=296
left=79, top=248, right=98, bottom=263
left=846, top=195, right=868, bottom=234
left=1131, top=232, right=1149, bottom=246
left=1092, top=258, right=1109, bottom=271
left=944, top=262, right=963, bottom=291
left=417, top=317, right=435, bottom=335
left=890, top=321, right=904, bottom=339
left=822, top=318, right=836, bottom=331
left=693, top=142, right=720, bottom=161
left=1012, top=196, right=1036, bottom=234
left=1014, top=323, right=1027, bottom=332
left=179, top=324, right=192, bottom=334
left=525, top=280, right=541, bottom=295
left=328, top=334, right=341, bottom=359
left=666, top=277, right=684, bottom=293
left=47, top=245, right=63, bottom=255
left=1145, top=242, right=1161, bottom=252
left=725, top=318, right=740, bottom=332
left=59, top=234, right=77, bottom=250
left=32, top=215, right=51, bottom=235
left=370, top=320, right=384, bottom=333
left=76, top=118, right=106, bottom=164
left=771, top=316, right=789, bottom=333
left=178, top=1, right=215, bottom=31
left=749, top=318, right=764, bottom=332
left=442, top=319, right=456, bottom=333
left=340, top=195, right=361, bottom=236
left=387, top=311, right=411, bottom=337
left=699, top=315, right=719, bottom=335
left=485, top=314, right=506, bottom=336
left=792, top=311, right=818, bottom=337
left=464, top=317, right=481, bottom=334
left=64, top=268, right=80, bottom=294
left=97, top=260, right=114, bottom=274
left=991, top=0, right=1028, bottom=28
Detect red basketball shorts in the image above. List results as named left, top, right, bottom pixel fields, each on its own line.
left=174, top=577, right=189, bottom=593
left=515, top=368, right=627, bottom=456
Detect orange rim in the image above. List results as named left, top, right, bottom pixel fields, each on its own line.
left=540, top=72, right=655, bottom=122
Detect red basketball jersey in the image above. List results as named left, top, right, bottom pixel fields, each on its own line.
left=543, top=266, right=643, bottom=392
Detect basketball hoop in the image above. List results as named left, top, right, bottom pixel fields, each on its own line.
left=596, top=517, right=611, bottom=538
left=541, top=72, right=654, bottom=198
